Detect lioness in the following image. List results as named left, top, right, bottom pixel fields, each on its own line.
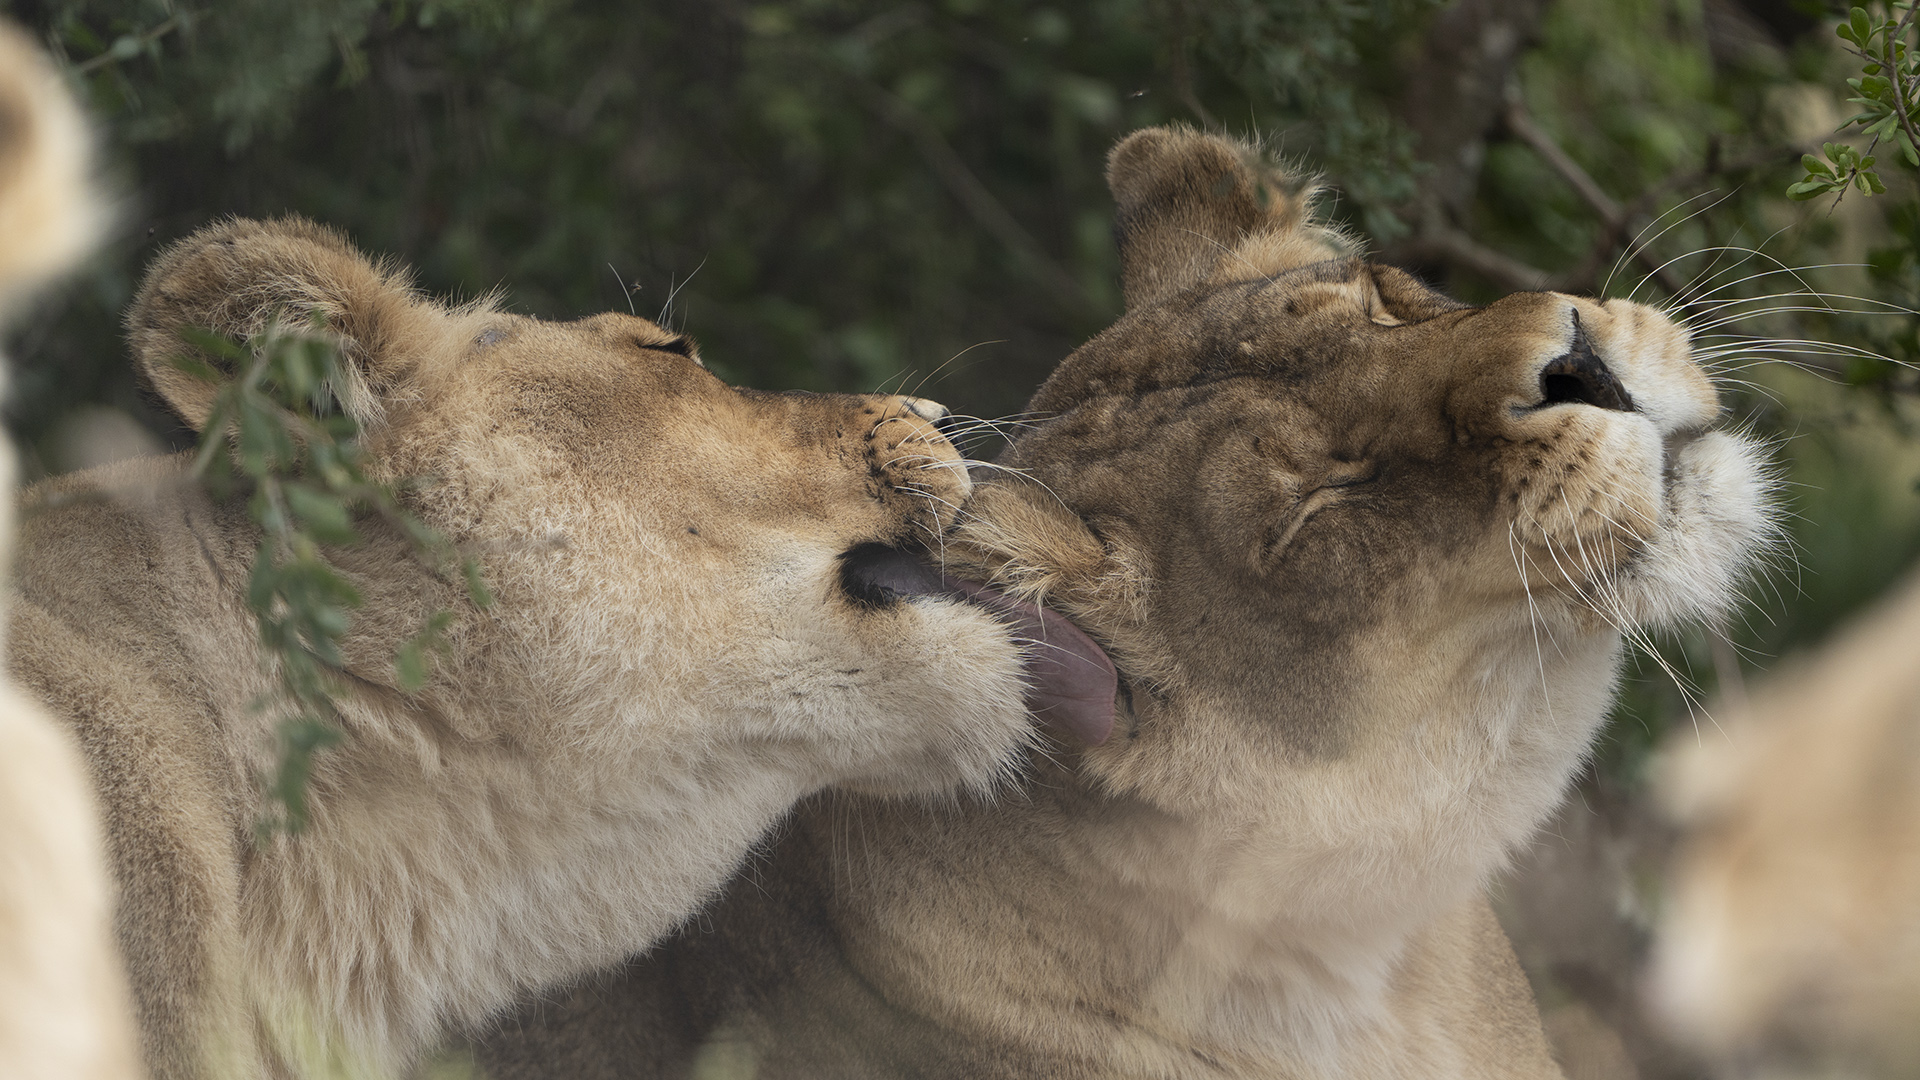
left=9, top=216, right=1070, bottom=1079
left=0, top=22, right=142, bottom=1080
left=1654, top=567, right=1920, bottom=1074
left=473, top=127, right=1775, bottom=1079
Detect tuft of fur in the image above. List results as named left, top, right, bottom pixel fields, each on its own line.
left=1654, top=567, right=1920, bottom=1073
left=472, top=127, right=1775, bottom=1080
left=15, top=216, right=1043, bottom=1079
left=0, top=21, right=143, bottom=1080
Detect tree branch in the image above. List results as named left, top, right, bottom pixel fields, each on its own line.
left=1885, top=3, right=1920, bottom=170
left=1387, top=221, right=1555, bottom=292
left=69, top=14, right=185, bottom=75
left=1503, top=89, right=1622, bottom=226
left=1502, top=87, right=1686, bottom=295
left=1383, top=143, right=1806, bottom=298
left=843, top=75, right=1096, bottom=317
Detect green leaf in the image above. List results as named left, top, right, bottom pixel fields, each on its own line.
left=1803, top=153, right=1835, bottom=178
left=261, top=716, right=344, bottom=836
left=395, top=640, right=429, bottom=691
left=247, top=543, right=281, bottom=613
left=283, top=483, right=358, bottom=546
left=1851, top=7, right=1874, bottom=45
left=462, top=558, right=494, bottom=609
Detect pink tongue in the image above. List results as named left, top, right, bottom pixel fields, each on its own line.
left=944, top=579, right=1117, bottom=746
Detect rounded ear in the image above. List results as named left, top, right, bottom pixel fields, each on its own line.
left=126, top=216, right=436, bottom=432
left=1105, top=127, right=1348, bottom=311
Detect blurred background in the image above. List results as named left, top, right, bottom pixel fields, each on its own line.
left=4, top=0, right=1917, bottom=1076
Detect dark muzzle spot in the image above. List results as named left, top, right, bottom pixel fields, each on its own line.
left=1538, top=313, right=1634, bottom=413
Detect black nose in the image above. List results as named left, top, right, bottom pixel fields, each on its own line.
left=1539, top=314, right=1634, bottom=413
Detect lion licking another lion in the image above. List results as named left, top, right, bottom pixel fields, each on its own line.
left=3, top=79, right=1787, bottom=1079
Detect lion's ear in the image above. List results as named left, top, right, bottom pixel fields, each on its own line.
left=1105, top=127, right=1347, bottom=311
left=127, top=217, right=438, bottom=432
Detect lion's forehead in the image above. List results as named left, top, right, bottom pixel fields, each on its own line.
left=1035, top=277, right=1704, bottom=454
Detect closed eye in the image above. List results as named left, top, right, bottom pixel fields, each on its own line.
left=1323, top=462, right=1381, bottom=488
left=1260, top=466, right=1380, bottom=565
left=639, top=334, right=702, bottom=366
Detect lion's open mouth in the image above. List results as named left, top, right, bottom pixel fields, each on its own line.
left=839, top=544, right=1117, bottom=746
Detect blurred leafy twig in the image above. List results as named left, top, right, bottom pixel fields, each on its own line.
left=176, top=320, right=490, bottom=837
left=65, top=12, right=190, bottom=75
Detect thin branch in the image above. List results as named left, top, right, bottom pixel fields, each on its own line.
left=1504, top=89, right=1622, bottom=226
left=69, top=15, right=185, bottom=75
left=1886, top=3, right=1920, bottom=171
left=1388, top=222, right=1555, bottom=292
left=1164, top=0, right=1217, bottom=128
left=1503, top=86, right=1684, bottom=295
left=1387, top=143, right=1806, bottom=297
left=843, top=74, right=1096, bottom=316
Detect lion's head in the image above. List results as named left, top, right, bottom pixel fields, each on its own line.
left=124, top=218, right=1063, bottom=802
left=950, top=127, right=1775, bottom=937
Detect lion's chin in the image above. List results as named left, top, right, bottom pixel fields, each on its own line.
left=839, top=544, right=1117, bottom=745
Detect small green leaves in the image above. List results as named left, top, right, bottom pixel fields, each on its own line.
left=177, top=320, right=491, bottom=839
left=1801, top=4, right=1920, bottom=202
left=1789, top=144, right=1882, bottom=200
left=1839, top=6, right=1875, bottom=48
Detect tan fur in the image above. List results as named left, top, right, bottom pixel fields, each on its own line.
left=1654, top=568, right=1920, bottom=1073
left=0, top=22, right=144, bottom=1080
left=10, top=216, right=1045, bottom=1079
left=472, top=126, right=1775, bottom=1079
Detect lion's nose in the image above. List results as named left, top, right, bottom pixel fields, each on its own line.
left=1537, top=316, right=1634, bottom=413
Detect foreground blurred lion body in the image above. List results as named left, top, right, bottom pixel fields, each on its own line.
left=1656, top=569, right=1920, bottom=1073
left=0, top=22, right=142, bottom=1080
left=9, top=217, right=1049, bottom=1079
left=476, top=128, right=1774, bottom=1079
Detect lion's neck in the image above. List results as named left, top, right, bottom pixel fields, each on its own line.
left=832, top=628, right=1617, bottom=1071
left=243, top=701, right=810, bottom=1077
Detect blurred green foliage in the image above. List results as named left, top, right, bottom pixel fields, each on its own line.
left=6, top=0, right=1432, bottom=442
left=4, top=0, right=1920, bottom=772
